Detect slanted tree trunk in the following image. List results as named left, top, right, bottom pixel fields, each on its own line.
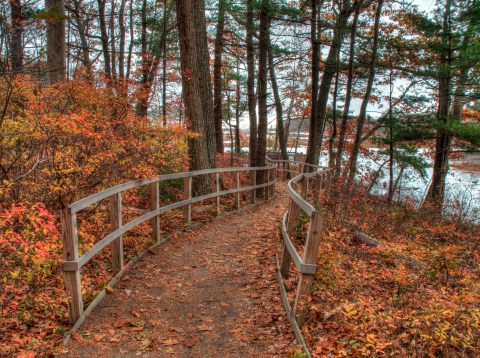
left=213, top=0, right=226, bottom=153
left=347, top=0, right=383, bottom=184
left=335, top=4, right=360, bottom=180
left=69, top=0, right=91, bottom=75
left=46, top=0, right=66, bottom=83
left=10, top=0, right=23, bottom=72
left=246, top=0, right=257, bottom=167
left=177, top=0, right=212, bottom=194
left=305, top=6, right=352, bottom=168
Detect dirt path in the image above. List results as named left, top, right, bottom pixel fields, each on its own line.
left=63, top=183, right=296, bottom=357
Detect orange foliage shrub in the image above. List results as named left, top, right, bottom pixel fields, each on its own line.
left=0, top=74, right=190, bottom=208
left=0, top=74, right=191, bottom=355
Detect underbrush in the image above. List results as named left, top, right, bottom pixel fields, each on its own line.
left=305, top=185, right=480, bottom=357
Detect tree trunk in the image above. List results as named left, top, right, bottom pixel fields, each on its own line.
left=46, top=0, right=66, bottom=83
left=213, top=0, right=226, bottom=154
left=162, top=0, right=168, bottom=125
left=256, top=0, right=269, bottom=194
left=308, top=0, right=320, bottom=169
left=10, top=0, right=23, bottom=72
left=305, top=7, right=351, bottom=168
left=347, top=0, right=383, bottom=184
left=246, top=0, right=257, bottom=167
left=335, top=4, right=360, bottom=179
left=268, top=36, right=288, bottom=162
left=192, top=0, right=216, bottom=167
left=426, top=0, right=453, bottom=207
left=110, top=0, right=117, bottom=79
left=118, top=0, right=126, bottom=79
left=126, top=0, right=134, bottom=79
left=97, top=0, right=111, bottom=79
left=70, top=0, right=91, bottom=75
left=235, top=70, right=242, bottom=154
left=177, top=0, right=212, bottom=194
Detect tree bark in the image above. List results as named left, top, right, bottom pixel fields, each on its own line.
left=305, top=6, right=352, bottom=168
left=10, top=0, right=24, bottom=72
left=335, top=4, right=360, bottom=179
left=118, top=0, right=126, bottom=79
left=308, top=0, right=320, bottom=168
left=246, top=0, right=257, bottom=167
left=213, top=0, right=226, bottom=153
left=426, top=0, right=453, bottom=206
left=97, top=0, right=111, bottom=79
left=192, top=0, right=216, bottom=167
left=110, top=0, right=117, bottom=79
left=177, top=0, right=212, bottom=194
left=268, top=36, right=288, bottom=161
left=256, top=0, right=269, bottom=184
left=46, top=0, right=66, bottom=83
left=126, top=0, right=134, bottom=79
left=69, top=0, right=91, bottom=75
left=347, top=0, right=383, bottom=184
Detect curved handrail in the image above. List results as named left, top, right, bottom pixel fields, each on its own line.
left=68, top=166, right=271, bottom=214
left=270, top=153, right=329, bottom=356
left=61, top=165, right=277, bottom=325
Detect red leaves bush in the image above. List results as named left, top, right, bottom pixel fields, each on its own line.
left=0, top=202, right=67, bottom=356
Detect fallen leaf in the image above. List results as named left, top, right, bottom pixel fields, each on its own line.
left=130, top=310, right=141, bottom=318
left=161, top=338, right=179, bottom=346
left=197, top=325, right=213, bottom=332
left=105, top=286, right=114, bottom=294
left=93, top=334, right=105, bottom=342
left=149, top=320, right=162, bottom=327
left=220, top=302, right=229, bottom=307
left=113, top=318, right=128, bottom=328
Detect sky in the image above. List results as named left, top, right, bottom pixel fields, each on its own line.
left=412, top=0, right=436, bottom=12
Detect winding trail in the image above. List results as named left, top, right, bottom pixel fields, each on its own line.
left=63, top=183, right=296, bottom=357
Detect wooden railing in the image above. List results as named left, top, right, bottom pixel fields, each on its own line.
left=61, top=165, right=276, bottom=326
left=267, top=157, right=329, bottom=357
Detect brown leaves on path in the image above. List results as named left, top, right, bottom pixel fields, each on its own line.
left=63, top=183, right=295, bottom=357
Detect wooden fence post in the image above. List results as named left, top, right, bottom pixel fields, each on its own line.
left=183, top=176, right=192, bottom=223
left=265, top=169, right=270, bottom=201
left=301, top=175, right=309, bottom=199
left=235, top=171, right=240, bottom=210
left=293, top=211, right=323, bottom=326
left=215, top=172, right=221, bottom=215
left=281, top=200, right=300, bottom=278
left=150, top=182, right=161, bottom=242
left=110, top=193, right=123, bottom=274
left=314, top=172, right=321, bottom=205
left=250, top=170, right=256, bottom=204
left=61, top=210, right=84, bottom=323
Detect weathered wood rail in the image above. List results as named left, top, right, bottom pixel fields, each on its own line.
left=267, top=157, right=329, bottom=357
left=61, top=165, right=276, bottom=327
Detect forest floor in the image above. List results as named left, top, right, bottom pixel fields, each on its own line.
left=60, top=184, right=298, bottom=357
